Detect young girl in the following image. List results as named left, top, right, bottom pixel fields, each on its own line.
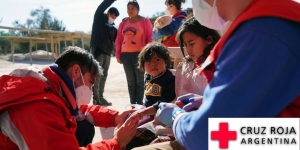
left=175, top=17, right=221, bottom=98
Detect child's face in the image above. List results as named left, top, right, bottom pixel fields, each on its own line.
left=182, top=31, right=210, bottom=61
left=144, top=53, right=166, bottom=77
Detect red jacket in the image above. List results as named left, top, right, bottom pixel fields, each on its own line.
left=199, top=0, right=300, bottom=117
left=0, top=67, right=120, bottom=150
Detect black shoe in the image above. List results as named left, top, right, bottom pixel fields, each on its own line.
left=100, top=97, right=112, bottom=106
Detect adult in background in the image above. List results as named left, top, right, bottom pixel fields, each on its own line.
left=115, top=1, right=152, bottom=105
left=155, top=0, right=300, bottom=149
left=157, top=0, right=187, bottom=47
left=90, top=0, right=119, bottom=106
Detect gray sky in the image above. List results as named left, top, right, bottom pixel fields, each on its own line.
left=0, top=0, right=192, bottom=33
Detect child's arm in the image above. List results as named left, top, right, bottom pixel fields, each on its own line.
left=137, top=106, right=157, bottom=119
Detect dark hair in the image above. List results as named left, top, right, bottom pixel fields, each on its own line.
left=127, top=1, right=140, bottom=11
left=175, top=17, right=221, bottom=60
left=55, top=46, right=101, bottom=81
left=165, top=0, right=186, bottom=10
left=108, top=7, right=120, bottom=17
left=138, top=42, right=171, bottom=71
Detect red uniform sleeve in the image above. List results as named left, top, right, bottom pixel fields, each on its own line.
left=6, top=100, right=120, bottom=150
left=86, top=105, right=119, bottom=127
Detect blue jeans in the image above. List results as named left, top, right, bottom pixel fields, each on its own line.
left=121, top=52, right=145, bottom=104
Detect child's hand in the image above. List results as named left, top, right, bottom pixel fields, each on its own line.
left=115, top=109, right=137, bottom=125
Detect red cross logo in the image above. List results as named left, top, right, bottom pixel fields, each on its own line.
left=211, top=122, right=237, bottom=149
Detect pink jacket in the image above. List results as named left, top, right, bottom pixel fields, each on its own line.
left=115, top=17, right=153, bottom=59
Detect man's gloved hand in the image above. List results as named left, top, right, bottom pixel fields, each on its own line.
left=182, top=96, right=203, bottom=112
left=177, top=93, right=201, bottom=104
left=156, top=103, right=185, bottom=127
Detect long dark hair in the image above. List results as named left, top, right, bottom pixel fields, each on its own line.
left=176, top=17, right=221, bottom=60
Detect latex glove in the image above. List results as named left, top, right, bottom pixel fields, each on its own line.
left=156, top=103, right=185, bottom=127
left=117, top=58, right=122, bottom=64
left=177, top=93, right=202, bottom=104
left=182, top=96, right=203, bottom=112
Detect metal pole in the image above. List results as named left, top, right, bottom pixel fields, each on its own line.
left=81, top=33, right=84, bottom=49
left=57, top=34, right=60, bottom=55
left=51, top=35, right=54, bottom=61
left=64, top=33, right=67, bottom=50
left=45, top=39, right=49, bottom=61
left=35, top=43, right=38, bottom=59
left=11, top=39, right=15, bottom=64
left=28, top=31, right=32, bottom=66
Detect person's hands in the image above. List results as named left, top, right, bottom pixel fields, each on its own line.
left=117, top=58, right=122, bottom=64
left=115, top=109, right=136, bottom=125
left=74, top=113, right=86, bottom=121
left=125, top=110, right=144, bottom=124
left=156, top=103, right=185, bottom=127
left=113, top=116, right=139, bottom=148
left=177, top=93, right=201, bottom=104
left=182, top=96, right=203, bottom=112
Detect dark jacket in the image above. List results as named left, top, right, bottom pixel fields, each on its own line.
left=90, top=0, right=117, bottom=55
left=143, top=69, right=176, bottom=108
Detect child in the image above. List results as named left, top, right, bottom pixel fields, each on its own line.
left=152, top=15, right=172, bottom=42
left=131, top=42, right=176, bottom=126
left=123, top=42, right=176, bottom=149
left=174, top=17, right=221, bottom=98
left=124, top=17, right=221, bottom=149
left=150, top=16, right=221, bottom=147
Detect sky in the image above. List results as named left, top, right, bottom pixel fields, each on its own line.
left=0, top=0, right=192, bottom=33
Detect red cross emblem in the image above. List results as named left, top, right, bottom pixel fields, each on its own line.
left=211, top=122, right=237, bottom=149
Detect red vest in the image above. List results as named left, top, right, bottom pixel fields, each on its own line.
left=198, top=0, right=300, bottom=117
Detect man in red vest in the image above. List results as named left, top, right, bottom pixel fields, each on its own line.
left=152, top=0, right=300, bottom=150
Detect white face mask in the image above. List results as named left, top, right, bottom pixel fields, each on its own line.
left=108, top=15, right=115, bottom=24
left=74, top=69, right=93, bottom=107
left=192, top=0, right=228, bottom=30
left=164, top=7, right=171, bottom=16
